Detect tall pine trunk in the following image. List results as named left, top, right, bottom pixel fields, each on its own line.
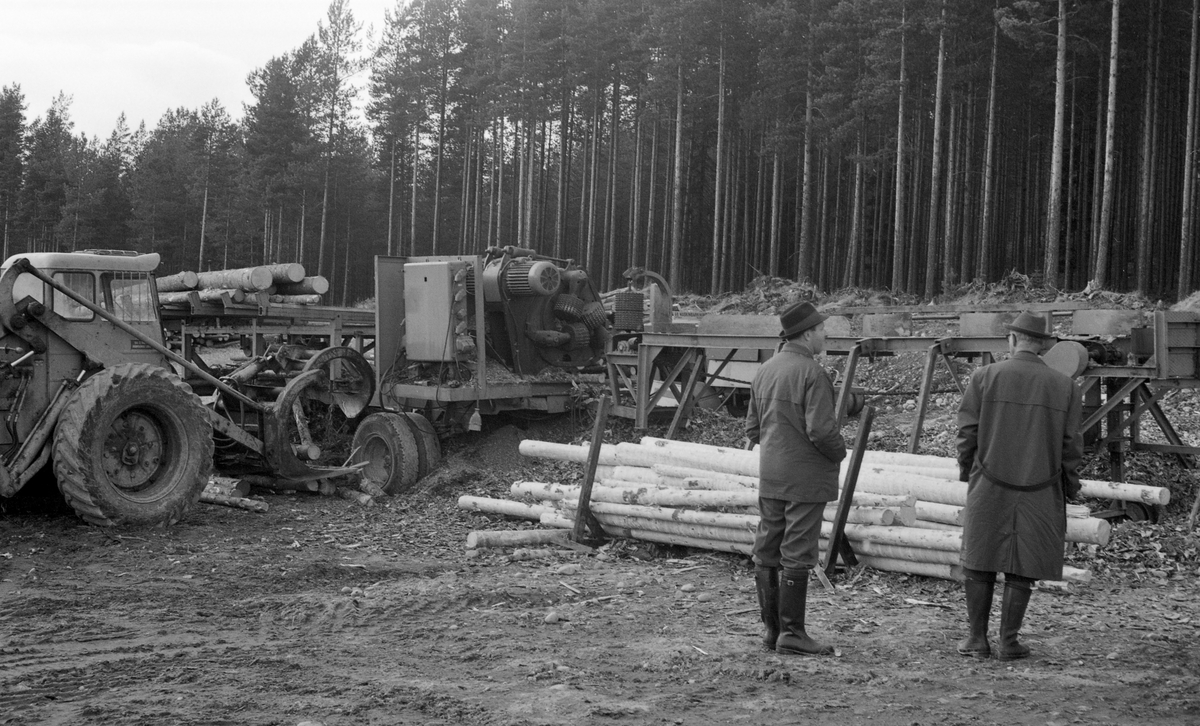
left=845, top=130, right=865, bottom=287
left=768, top=146, right=781, bottom=278
left=586, top=90, right=601, bottom=274
left=1044, top=0, right=1067, bottom=288
left=198, top=171, right=209, bottom=269
left=798, top=42, right=814, bottom=284
left=432, top=62, right=448, bottom=253
left=924, top=0, right=947, bottom=296
left=942, top=100, right=959, bottom=289
left=605, top=78, right=620, bottom=288
left=979, top=3, right=999, bottom=282
left=669, top=63, right=685, bottom=288
left=1182, top=0, right=1200, bottom=296
left=891, top=3, right=908, bottom=291
left=645, top=119, right=659, bottom=268
left=1093, top=0, right=1121, bottom=288
left=410, top=126, right=419, bottom=254
left=555, top=88, right=571, bottom=258
left=386, top=137, right=397, bottom=256
left=711, top=43, right=726, bottom=292
left=1135, top=0, right=1159, bottom=293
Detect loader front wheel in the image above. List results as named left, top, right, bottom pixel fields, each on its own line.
left=351, top=412, right=420, bottom=495
left=53, top=363, right=213, bottom=527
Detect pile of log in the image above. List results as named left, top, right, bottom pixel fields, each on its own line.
left=158, top=263, right=330, bottom=306
left=457, top=437, right=1171, bottom=590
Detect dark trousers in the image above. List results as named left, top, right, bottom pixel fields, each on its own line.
left=752, top=497, right=824, bottom=571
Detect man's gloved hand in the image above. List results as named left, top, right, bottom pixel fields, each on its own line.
left=1062, top=474, right=1082, bottom=502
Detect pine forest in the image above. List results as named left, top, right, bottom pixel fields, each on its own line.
left=3, top=0, right=1200, bottom=305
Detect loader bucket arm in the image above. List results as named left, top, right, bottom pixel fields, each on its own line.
left=0, top=262, right=49, bottom=353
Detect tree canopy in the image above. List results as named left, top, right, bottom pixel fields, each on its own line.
left=2, top=0, right=1197, bottom=304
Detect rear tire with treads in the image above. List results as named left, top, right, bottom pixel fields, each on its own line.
left=53, top=363, right=213, bottom=527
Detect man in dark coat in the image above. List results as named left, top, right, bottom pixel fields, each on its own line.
left=745, top=301, right=847, bottom=656
left=955, top=310, right=1083, bottom=660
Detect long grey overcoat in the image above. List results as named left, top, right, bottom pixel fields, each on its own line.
left=956, top=350, right=1083, bottom=581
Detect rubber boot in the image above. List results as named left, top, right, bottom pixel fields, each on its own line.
left=754, top=566, right=780, bottom=651
left=956, top=578, right=994, bottom=658
left=997, top=582, right=1033, bottom=661
left=775, top=569, right=834, bottom=656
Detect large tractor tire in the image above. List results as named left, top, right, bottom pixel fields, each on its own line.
left=351, top=411, right=420, bottom=495
left=53, top=363, right=214, bottom=527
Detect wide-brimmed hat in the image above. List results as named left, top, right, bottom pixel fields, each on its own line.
left=1004, top=311, right=1054, bottom=339
left=779, top=301, right=827, bottom=339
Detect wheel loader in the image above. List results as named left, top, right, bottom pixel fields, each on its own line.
left=0, top=245, right=609, bottom=527
left=0, top=250, right=372, bottom=527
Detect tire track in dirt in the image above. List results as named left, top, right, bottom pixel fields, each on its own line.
left=0, top=634, right=275, bottom=724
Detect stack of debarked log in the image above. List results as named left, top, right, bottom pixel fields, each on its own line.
left=157, top=263, right=331, bottom=306
left=458, top=437, right=1171, bottom=590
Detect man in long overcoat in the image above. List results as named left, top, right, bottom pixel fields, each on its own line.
left=955, top=311, right=1083, bottom=660
left=746, top=301, right=846, bottom=656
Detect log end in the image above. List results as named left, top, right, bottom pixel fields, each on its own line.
left=249, top=266, right=274, bottom=291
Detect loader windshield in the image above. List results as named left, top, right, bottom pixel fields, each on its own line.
left=103, top=273, right=156, bottom=323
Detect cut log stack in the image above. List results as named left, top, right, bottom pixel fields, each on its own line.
left=456, top=437, right=1172, bottom=591
left=157, top=262, right=329, bottom=306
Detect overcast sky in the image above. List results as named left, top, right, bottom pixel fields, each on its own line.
left=2, top=0, right=395, bottom=141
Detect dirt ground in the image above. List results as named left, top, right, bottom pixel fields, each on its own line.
left=2, top=408, right=1199, bottom=726
left=3, top=343, right=1200, bottom=724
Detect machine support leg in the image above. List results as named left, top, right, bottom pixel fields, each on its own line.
left=1140, top=383, right=1195, bottom=469
left=666, top=351, right=706, bottom=439
left=634, top=344, right=661, bottom=430
left=1106, top=379, right=1126, bottom=482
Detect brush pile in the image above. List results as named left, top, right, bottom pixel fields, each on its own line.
left=458, top=437, right=1172, bottom=591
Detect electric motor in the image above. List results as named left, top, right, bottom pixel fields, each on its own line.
left=505, top=260, right=561, bottom=297
left=469, top=258, right=562, bottom=301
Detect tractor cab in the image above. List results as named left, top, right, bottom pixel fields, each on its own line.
left=0, top=250, right=167, bottom=372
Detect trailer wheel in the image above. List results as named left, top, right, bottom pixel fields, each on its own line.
left=1118, top=500, right=1163, bottom=524
left=53, top=363, right=213, bottom=527
left=402, top=412, right=442, bottom=477
left=351, top=412, right=420, bottom=495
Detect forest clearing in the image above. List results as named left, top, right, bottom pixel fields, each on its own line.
left=3, top=280, right=1199, bottom=725
left=4, top=0, right=1200, bottom=723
